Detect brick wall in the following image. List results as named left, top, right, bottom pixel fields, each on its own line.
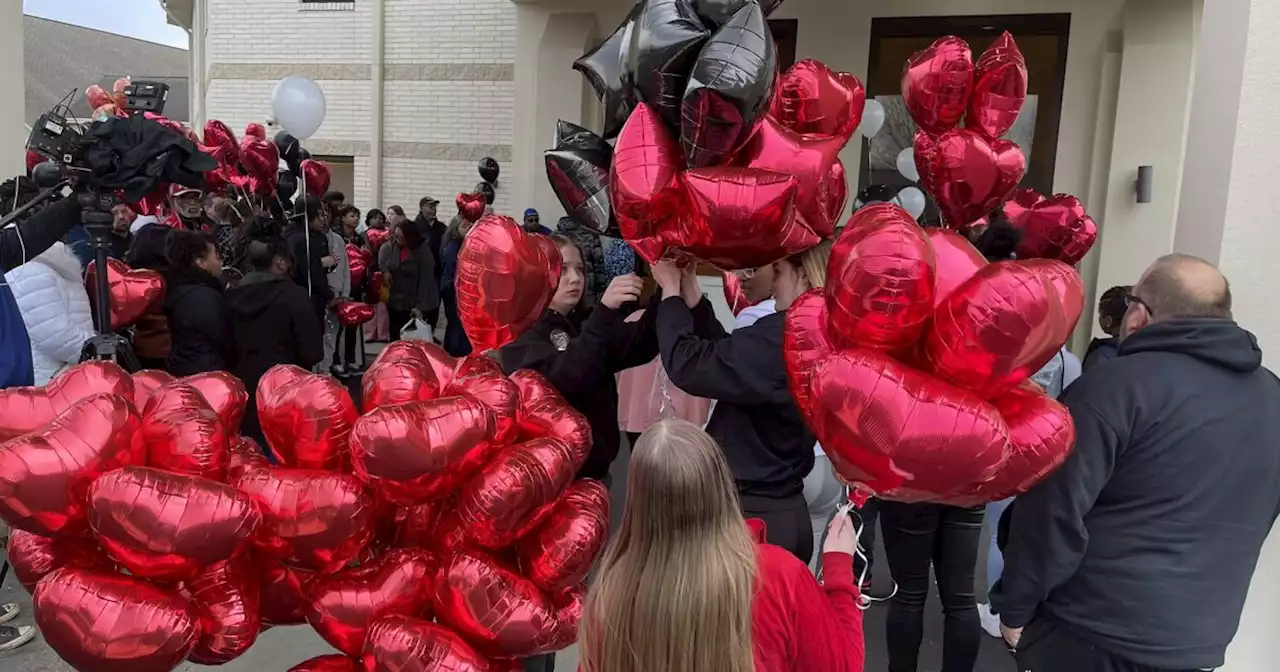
left=203, top=0, right=517, bottom=221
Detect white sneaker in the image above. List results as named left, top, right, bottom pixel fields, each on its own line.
left=0, top=625, right=36, bottom=651
left=0, top=604, right=16, bottom=625
left=977, top=602, right=1002, bottom=639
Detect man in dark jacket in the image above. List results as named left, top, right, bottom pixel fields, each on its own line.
left=288, top=195, right=335, bottom=329
left=994, top=254, right=1280, bottom=672
left=414, top=196, right=447, bottom=326
left=226, top=234, right=323, bottom=449
left=1082, top=284, right=1130, bottom=372
left=161, top=230, right=234, bottom=376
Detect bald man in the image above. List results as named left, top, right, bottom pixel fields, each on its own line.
left=993, top=254, right=1280, bottom=672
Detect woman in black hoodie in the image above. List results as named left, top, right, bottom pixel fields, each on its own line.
left=225, top=224, right=324, bottom=449
left=162, top=229, right=234, bottom=376
left=651, top=242, right=831, bottom=563
left=499, top=235, right=658, bottom=482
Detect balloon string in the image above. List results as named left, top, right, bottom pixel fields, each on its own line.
left=818, top=486, right=898, bottom=611
left=301, top=168, right=311, bottom=298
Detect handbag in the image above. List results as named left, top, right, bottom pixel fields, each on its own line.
left=399, top=317, right=433, bottom=344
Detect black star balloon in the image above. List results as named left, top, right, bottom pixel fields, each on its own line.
left=574, top=4, right=642, bottom=139
left=545, top=147, right=618, bottom=237
left=554, top=120, right=614, bottom=156
left=626, top=0, right=710, bottom=136
left=681, top=2, right=777, bottom=168
left=690, top=0, right=786, bottom=30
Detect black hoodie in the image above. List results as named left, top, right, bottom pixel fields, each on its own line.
left=994, top=318, right=1280, bottom=669
left=162, top=266, right=235, bottom=376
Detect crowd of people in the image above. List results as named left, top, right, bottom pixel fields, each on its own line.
left=1, top=178, right=1278, bottom=672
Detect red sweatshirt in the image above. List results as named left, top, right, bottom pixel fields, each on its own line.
left=751, top=544, right=865, bottom=672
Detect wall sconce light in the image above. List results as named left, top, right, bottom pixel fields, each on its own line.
left=1136, top=165, right=1153, bottom=203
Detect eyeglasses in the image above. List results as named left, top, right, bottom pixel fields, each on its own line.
left=736, top=268, right=757, bottom=281
left=1124, top=290, right=1149, bottom=313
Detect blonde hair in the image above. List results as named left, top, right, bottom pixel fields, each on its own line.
left=791, top=239, right=833, bottom=289
left=580, top=420, right=757, bottom=672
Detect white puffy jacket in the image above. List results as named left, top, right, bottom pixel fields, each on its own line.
left=3, top=242, right=95, bottom=385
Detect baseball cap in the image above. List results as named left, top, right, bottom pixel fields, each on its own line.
left=169, top=184, right=202, bottom=198
left=524, top=208, right=539, bottom=218
left=420, top=196, right=440, bottom=207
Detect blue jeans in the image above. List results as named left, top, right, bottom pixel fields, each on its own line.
left=985, top=497, right=1014, bottom=591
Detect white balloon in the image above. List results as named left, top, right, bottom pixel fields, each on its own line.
left=896, top=147, right=920, bottom=182
left=896, top=187, right=927, bottom=220
left=271, top=76, right=327, bottom=140
left=861, top=99, right=886, bottom=138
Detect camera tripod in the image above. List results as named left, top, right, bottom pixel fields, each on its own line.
left=77, top=190, right=141, bottom=371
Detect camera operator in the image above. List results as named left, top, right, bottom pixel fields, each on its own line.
left=107, top=203, right=134, bottom=260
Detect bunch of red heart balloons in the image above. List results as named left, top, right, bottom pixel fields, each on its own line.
left=784, top=202, right=1085, bottom=504
left=83, top=258, right=165, bottom=332
left=0, top=345, right=609, bottom=671
left=561, top=0, right=862, bottom=270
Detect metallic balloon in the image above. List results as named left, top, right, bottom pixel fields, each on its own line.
left=455, top=215, right=562, bottom=352
left=924, top=259, right=1084, bottom=400
left=915, top=127, right=1026, bottom=229
left=348, top=243, right=371, bottom=287
left=457, top=192, right=487, bottom=223
left=478, top=157, right=501, bottom=185
left=228, top=435, right=271, bottom=481
left=901, top=36, right=974, bottom=136
left=510, top=369, right=560, bottom=409
left=681, top=1, right=776, bottom=168
left=517, top=396, right=594, bottom=470
left=925, top=227, right=988, bottom=306
left=626, top=0, right=711, bottom=134
left=456, top=437, right=580, bottom=549
left=89, top=466, right=261, bottom=582
left=84, top=258, right=166, bottom=332
left=678, top=167, right=818, bottom=270
left=289, top=654, right=363, bottom=672
left=825, top=204, right=935, bottom=351
left=350, top=396, right=497, bottom=505
left=691, top=0, right=785, bottom=28
left=260, top=558, right=314, bottom=626
left=6, top=529, right=112, bottom=593
left=187, top=554, right=262, bottom=664
left=140, top=384, right=230, bottom=481
left=131, top=369, right=175, bottom=411
left=475, top=181, right=496, bottom=205
left=233, top=468, right=376, bottom=574
left=781, top=290, right=833, bottom=432
left=445, top=362, right=521, bottom=446
left=241, top=136, right=281, bottom=196
left=573, top=5, right=642, bottom=139
left=819, top=159, right=850, bottom=225
left=305, top=549, right=436, bottom=656
left=204, top=120, right=240, bottom=165
left=0, top=393, right=140, bottom=537
left=258, top=369, right=359, bottom=471
left=302, top=159, right=332, bottom=197
left=363, top=614, right=496, bottom=672
left=969, top=32, right=1028, bottom=141
left=807, top=349, right=1009, bottom=502
left=178, top=371, right=248, bottom=430
left=554, top=120, right=613, bottom=155
left=392, top=501, right=440, bottom=550
left=0, top=361, right=135, bottom=441
left=723, top=270, right=751, bottom=316
left=336, top=300, right=376, bottom=327
left=363, top=342, right=450, bottom=412
left=1002, top=190, right=1098, bottom=266
left=611, top=102, right=684, bottom=264
left=35, top=568, right=200, bottom=672
left=245, top=122, right=267, bottom=139
left=518, top=479, right=611, bottom=592
left=433, top=550, right=576, bottom=657
left=770, top=59, right=866, bottom=143
left=733, top=116, right=845, bottom=237
left=545, top=146, right=616, bottom=237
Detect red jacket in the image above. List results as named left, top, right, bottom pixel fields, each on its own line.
left=751, top=544, right=865, bottom=672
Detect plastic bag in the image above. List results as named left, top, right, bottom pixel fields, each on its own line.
left=399, top=317, right=433, bottom=343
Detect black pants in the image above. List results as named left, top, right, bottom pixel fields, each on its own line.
left=742, top=492, right=813, bottom=564
left=1016, top=617, right=1201, bottom=672
left=333, top=325, right=360, bottom=368
left=523, top=654, right=554, bottom=671
left=855, top=497, right=880, bottom=578
left=880, top=501, right=984, bottom=672
left=389, top=308, right=438, bottom=341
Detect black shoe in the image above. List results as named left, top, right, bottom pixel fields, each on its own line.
left=0, top=625, right=35, bottom=651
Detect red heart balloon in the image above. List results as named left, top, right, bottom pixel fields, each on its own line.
left=7, top=529, right=112, bottom=593
left=445, top=359, right=521, bottom=445
left=337, top=300, right=376, bottom=327
left=233, top=468, right=376, bottom=573
left=457, top=192, right=487, bottom=223
left=131, top=369, right=175, bottom=411
left=770, top=59, right=866, bottom=142
left=1001, top=187, right=1044, bottom=223
left=85, top=85, right=112, bottom=111
left=290, top=655, right=364, bottom=672
left=925, top=228, right=988, bottom=307
left=677, top=167, right=819, bottom=271
left=0, top=394, right=140, bottom=537
left=433, top=550, right=578, bottom=658
left=302, top=159, right=332, bottom=197
left=455, top=215, right=562, bottom=352
left=245, top=122, right=267, bottom=139
left=518, top=395, right=592, bottom=469
left=1004, top=190, right=1098, bottom=266
left=782, top=290, right=834, bottom=424
left=186, top=554, right=262, bottom=664
left=228, top=436, right=271, bottom=480
left=363, top=342, right=450, bottom=412
left=901, top=36, right=974, bottom=136
left=84, top=258, right=165, bottom=332
left=35, top=568, right=199, bottom=671
left=366, top=228, right=390, bottom=255
left=915, top=128, right=1026, bottom=229
left=305, top=549, right=436, bottom=656
left=260, top=558, right=315, bottom=626
left=510, top=369, right=559, bottom=408
left=240, top=136, right=280, bottom=195
left=456, top=437, right=580, bottom=549
left=611, top=102, right=684, bottom=264
left=826, top=204, right=936, bottom=351
left=350, top=396, right=496, bottom=506
left=140, top=383, right=230, bottom=481
left=181, top=371, right=249, bottom=430
left=0, top=361, right=135, bottom=441
left=518, top=479, right=610, bottom=592
left=259, top=369, right=359, bottom=470
left=807, top=350, right=1009, bottom=501
left=819, top=159, right=849, bottom=225
left=203, top=120, right=239, bottom=164
left=391, top=501, right=440, bottom=550
left=363, top=614, right=495, bottom=671
left=924, top=260, right=1083, bottom=400
left=969, top=32, right=1028, bottom=141
left=733, top=116, right=845, bottom=237
left=89, top=466, right=261, bottom=582
left=347, top=243, right=371, bottom=287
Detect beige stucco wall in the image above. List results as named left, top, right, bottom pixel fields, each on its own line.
left=1, top=0, right=26, bottom=178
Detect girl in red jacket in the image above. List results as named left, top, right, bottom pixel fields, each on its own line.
left=579, top=419, right=865, bottom=672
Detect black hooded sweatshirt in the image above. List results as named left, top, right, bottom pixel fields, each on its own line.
left=994, top=318, right=1280, bottom=669
left=162, top=266, right=234, bottom=376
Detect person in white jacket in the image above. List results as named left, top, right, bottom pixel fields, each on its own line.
left=3, top=241, right=95, bottom=385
